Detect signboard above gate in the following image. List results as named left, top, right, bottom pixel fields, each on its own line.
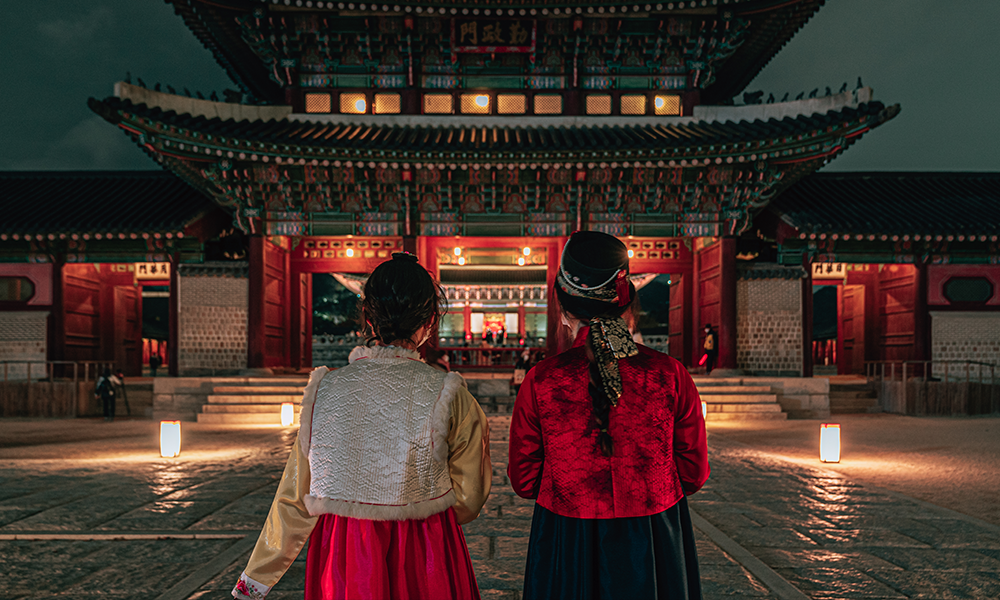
left=452, top=19, right=536, bottom=53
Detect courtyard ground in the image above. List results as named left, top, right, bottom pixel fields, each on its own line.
left=1, top=412, right=998, bottom=599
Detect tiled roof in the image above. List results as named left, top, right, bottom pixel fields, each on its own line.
left=772, top=172, right=1000, bottom=237
left=92, top=96, right=889, bottom=156
left=165, top=0, right=823, bottom=105
left=737, top=264, right=806, bottom=280
left=0, top=171, right=216, bottom=237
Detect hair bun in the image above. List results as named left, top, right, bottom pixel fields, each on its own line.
left=392, top=251, right=419, bottom=263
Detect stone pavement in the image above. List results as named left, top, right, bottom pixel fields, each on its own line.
left=1, top=415, right=999, bottom=599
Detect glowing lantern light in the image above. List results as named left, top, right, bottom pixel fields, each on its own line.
left=474, top=95, right=489, bottom=108
left=160, top=421, right=181, bottom=458
left=458, top=256, right=466, bottom=265
left=454, top=246, right=462, bottom=256
left=346, top=248, right=354, bottom=257
left=354, top=98, right=367, bottom=113
left=820, top=423, right=841, bottom=463
left=281, top=403, right=294, bottom=427
left=701, top=401, right=707, bottom=419
left=655, top=97, right=666, bottom=110
left=518, top=257, right=526, bottom=266
left=522, top=247, right=531, bottom=256
left=627, top=249, right=634, bottom=258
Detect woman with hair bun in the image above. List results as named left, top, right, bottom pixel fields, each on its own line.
left=508, top=231, right=709, bottom=600
left=234, top=252, right=491, bottom=600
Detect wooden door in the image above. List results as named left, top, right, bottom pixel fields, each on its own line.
left=290, top=272, right=312, bottom=369
left=113, top=286, right=142, bottom=376
left=840, top=284, right=865, bottom=374
left=668, top=274, right=691, bottom=366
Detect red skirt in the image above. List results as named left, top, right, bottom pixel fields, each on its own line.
left=305, top=507, right=481, bottom=600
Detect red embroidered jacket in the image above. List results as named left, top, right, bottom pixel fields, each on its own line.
left=508, top=328, right=709, bottom=519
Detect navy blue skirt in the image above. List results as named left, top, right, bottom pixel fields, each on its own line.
left=523, top=497, right=701, bottom=600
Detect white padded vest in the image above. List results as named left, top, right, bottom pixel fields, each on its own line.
left=302, top=346, right=464, bottom=520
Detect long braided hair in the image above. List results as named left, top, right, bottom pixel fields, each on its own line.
left=555, top=285, right=636, bottom=457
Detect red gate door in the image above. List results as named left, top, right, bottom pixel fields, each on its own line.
left=113, top=286, right=142, bottom=376
left=839, top=284, right=865, bottom=374
left=668, top=274, right=692, bottom=366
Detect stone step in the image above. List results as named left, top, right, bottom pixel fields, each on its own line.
left=705, top=411, right=787, bottom=421
left=202, top=404, right=298, bottom=413
left=699, top=393, right=779, bottom=404
left=207, top=394, right=302, bottom=404
left=212, top=386, right=305, bottom=394
left=706, top=402, right=783, bottom=413
left=695, top=385, right=774, bottom=394
left=196, top=412, right=301, bottom=425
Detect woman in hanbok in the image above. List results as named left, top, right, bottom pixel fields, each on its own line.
left=233, top=252, right=491, bottom=600
left=508, top=231, right=709, bottom=600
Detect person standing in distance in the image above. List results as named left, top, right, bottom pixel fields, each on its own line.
left=508, top=231, right=709, bottom=600
left=703, top=323, right=719, bottom=375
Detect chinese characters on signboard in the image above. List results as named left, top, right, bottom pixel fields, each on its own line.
left=812, top=262, right=846, bottom=279
left=452, top=19, right=536, bottom=53
left=134, top=262, right=171, bottom=280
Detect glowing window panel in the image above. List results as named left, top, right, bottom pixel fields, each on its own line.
left=586, top=95, right=612, bottom=115
left=533, top=94, right=562, bottom=115
left=654, top=94, right=682, bottom=116
left=374, top=93, right=401, bottom=114
left=497, top=94, right=526, bottom=114
left=461, top=94, right=491, bottom=114
left=423, top=93, right=454, bottom=114
left=340, top=93, right=367, bottom=114
left=620, top=95, right=647, bottom=115
left=304, top=93, right=331, bottom=113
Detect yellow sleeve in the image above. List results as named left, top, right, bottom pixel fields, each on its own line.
left=448, top=386, right=492, bottom=525
left=233, top=437, right=318, bottom=599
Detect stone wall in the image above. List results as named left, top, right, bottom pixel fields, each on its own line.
left=178, top=263, right=248, bottom=376
left=931, top=312, right=1000, bottom=381
left=736, top=275, right=803, bottom=376
left=0, top=311, right=48, bottom=380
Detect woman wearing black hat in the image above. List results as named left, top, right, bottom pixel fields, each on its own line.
left=508, top=231, right=709, bottom=599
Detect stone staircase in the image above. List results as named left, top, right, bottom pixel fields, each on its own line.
left=829, top=383, right=879, bottom=414
left=196, top=378, right=308, bottom=425
left=468, top=377, right=787, bottom=421
left=692, top=378, right=787, bottom=421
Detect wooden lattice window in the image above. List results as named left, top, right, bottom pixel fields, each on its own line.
left=534, top=95, right=562, bottom=115
left=423, top=94, right=453, bottom=114
left=654, top=94, right=681, bottom=116
left=497, top=94, right=526, bottom=114
left=586, top=95, right=611, bottom=115
left=461, top=93, right=491, bottom=114
left=374, top=93, right=401, bottom=114
left=620, top=95, right=646, bottom=115
left=339, top=93, right=367, bottom=114
left=305, top=93, right=331, bottom=113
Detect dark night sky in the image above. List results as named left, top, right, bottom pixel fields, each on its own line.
left=2, top=0, right=998, bottom=172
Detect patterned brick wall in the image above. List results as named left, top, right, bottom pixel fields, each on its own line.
left=931, top=312, right=1000, bottom=381
left=178, top=263, right=248, bottom=375
left=0, top=311, right=48, bottom=380
left=736, top=278, right=803, bottom=376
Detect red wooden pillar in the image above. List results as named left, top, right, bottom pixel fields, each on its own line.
left=463, top=304, right=472, bottom=341
left=517, top=304, right=526, bottom=340
left=914, top=260, right=929, bottom=362
left=801, top=254, right=814, bottom=377
left=48, top=258, right=66, bottom=364
left=690, top=243, right=702, bottom=365
left=546, top=238, right=566, bottom=357
left=718, top=237, right=738, bottom=370
left=168, top=252, right=180, bottom=376
left=247, top=236, right=266, bottom=369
